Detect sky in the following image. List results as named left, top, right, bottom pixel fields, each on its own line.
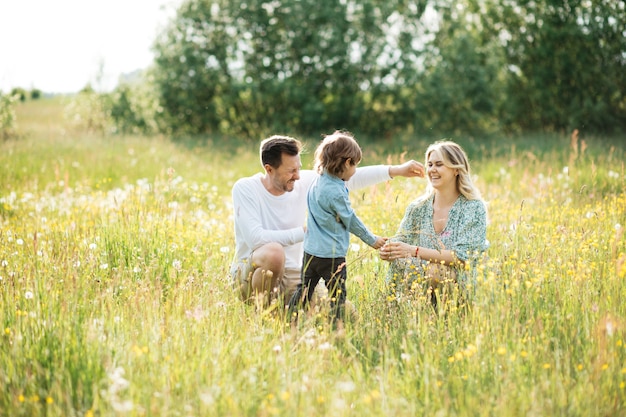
left=0, top=0, right=184, bottom=94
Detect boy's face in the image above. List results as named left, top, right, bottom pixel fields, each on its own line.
left=340, top=158, right=358, bottom=181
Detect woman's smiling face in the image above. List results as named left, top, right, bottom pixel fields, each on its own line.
left=427, top=150, right=457, bottom=190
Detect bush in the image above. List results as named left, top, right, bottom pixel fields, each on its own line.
left=63, top=85, right=113, bottom=134
left=0, top=92, right=18, bottom=140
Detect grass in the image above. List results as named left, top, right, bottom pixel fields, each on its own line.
left=1, top=98, right=625, bottom=416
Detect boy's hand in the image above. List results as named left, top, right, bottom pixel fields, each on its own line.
left=371, top=236, right=387, bottom=249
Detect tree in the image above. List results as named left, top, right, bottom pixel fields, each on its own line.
left=471, top=0, right=626, bottom=133
left=0, top=92, right=18, bottom=140
left=151, top=0, right=430, bottom=137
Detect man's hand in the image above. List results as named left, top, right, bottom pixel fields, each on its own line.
left=389, top=160, right=425, bottom=178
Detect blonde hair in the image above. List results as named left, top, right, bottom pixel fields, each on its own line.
left=424, top=140, right=482, bottom=201
left=313, top=130, right=362, bottom=176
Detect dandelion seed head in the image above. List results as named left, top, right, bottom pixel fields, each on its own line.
left=318, top=342, right=332, bottom=351
left=24, top=291, right=34, bottom=299
left=336, top=380, right=355, bottom=392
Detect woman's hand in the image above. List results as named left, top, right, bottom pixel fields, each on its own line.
left=379, top=241, right=416, bottom=260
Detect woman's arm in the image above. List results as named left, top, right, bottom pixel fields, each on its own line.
left=380, top=241, right=461, bottom=266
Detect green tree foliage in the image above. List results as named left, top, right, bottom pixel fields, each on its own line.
left=108, top=76, right=165, bottom=135
left=111, top=0, right=623, bottom=138
left=10, top=87, right=27, bottom=102
left=471, top=0, right=626, bottom=134
left=152, top=0, right=430, bottom=137
left=0, top=92, right=18, bottom=140
left=64, top=85, right=113, bottom=134
left=30, top=89, right=42, bottom=100
left=411, top=1, right=508, bottom=136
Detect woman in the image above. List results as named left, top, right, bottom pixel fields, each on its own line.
left=379, top=140, right=488, bottom=305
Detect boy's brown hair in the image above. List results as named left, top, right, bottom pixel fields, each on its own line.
left=314, top=130, right=362, bottom=176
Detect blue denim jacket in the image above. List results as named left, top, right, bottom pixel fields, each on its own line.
left=303, top=172, right=377, bottom=258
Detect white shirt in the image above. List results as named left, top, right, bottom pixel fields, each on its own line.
left=231, top=165, right=391, bottom=272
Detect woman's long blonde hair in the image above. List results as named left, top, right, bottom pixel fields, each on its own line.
left=424, top=141, right=482, bottom=201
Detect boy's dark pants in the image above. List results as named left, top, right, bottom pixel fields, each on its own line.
left=288, top=252, right=347, bottom=321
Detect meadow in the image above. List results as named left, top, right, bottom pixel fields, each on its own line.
left=1, top=98, right=625, bottom=416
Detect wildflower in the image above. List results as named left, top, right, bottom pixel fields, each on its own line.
left=89, top=243, right=97, bottom=250
left=16, top=239, right=24, bottom=245
left=25, top=291, right=34, bottom=299
left=318, top=342, right=332, bottom=351
left=220, top=246, right=230, bottom=253
left=336, top=381, right=356, bottom=392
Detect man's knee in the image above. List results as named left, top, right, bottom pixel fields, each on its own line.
left=253, top=242, right=286, bottom=270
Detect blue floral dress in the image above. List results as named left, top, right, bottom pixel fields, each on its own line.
left=387, top=194, right=488, bottom=291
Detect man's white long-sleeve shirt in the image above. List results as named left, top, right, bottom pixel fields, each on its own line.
left=231, top=165, right=391, bottom=272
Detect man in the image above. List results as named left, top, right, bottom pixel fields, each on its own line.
left=230, top=134, right=424, bottom=306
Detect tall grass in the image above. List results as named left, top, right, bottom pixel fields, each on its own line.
left=1, top=100, right=624, bottom=416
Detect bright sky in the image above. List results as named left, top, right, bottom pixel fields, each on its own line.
left=0, top=0, right=184, bottom=94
